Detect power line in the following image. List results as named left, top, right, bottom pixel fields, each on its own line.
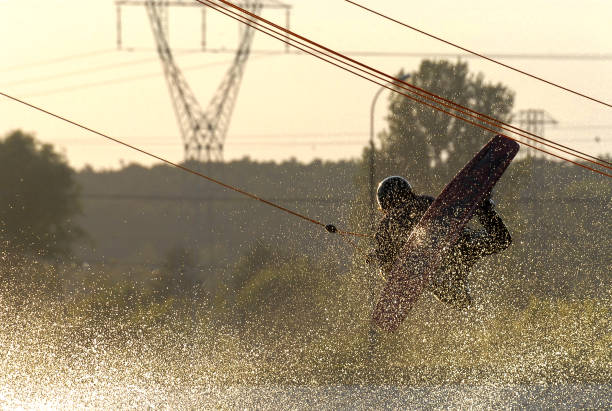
left=0, top=49, right=116, bottom=73
left=48, top=140, right=370, bottom=147
left=34, top=136, right=612, bottom=149
left=199, top=0, right=612, bottom=176
left=230, top=131, right=367, bottom=138
left=6, top=51, right=611, bottom=92
left=41, top=140, right=611, bottom=160
left=342, top=52, right=612, bottom=60
left=344, top=0, right=612, bottom=109
left=18, top=69, right=185, bottom=98
left=122, top=47, right=612, bottom=60
left=7, top=48, right=612, bottom=90
left=40, top=128, right=612, bottom=141
left=13, top=2, right=606, bottom=171
left=34, top=131, right=369, bottom=143
left=2, top=4, right=609, bottom=176
left=1, top=49, right=223, bottom=88
left=18, top=55, right=275, bottom=98
left=1, top=56, right=163, bottom=87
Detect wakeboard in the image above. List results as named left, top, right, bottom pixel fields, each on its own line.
left=372, top=135, right=519, bottom=332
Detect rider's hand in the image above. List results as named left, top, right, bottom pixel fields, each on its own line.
left=475, top=197, right=495, bottom=216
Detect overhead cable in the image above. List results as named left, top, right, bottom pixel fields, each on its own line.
left=344, top=0, right=612, bottom=109
left=196, top=0, right=611, bottom=177
left=1, top=56, right=163, bottom=87
left=203, top=0, right=612, bottom=169
left=17, top=54, right=276, bottom=98
left=0, top=49, right=116, bottom=73
left=121, top=47, right=612, bottom=60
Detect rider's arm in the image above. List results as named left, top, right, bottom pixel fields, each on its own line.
left=479, top=199, right=512, bottom=253
left=460, top=200, right=512, bottom=258
left=371, top=220, right=396, bottom=272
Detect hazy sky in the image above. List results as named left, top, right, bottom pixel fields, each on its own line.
left=1, top=0, right=611, bottom=170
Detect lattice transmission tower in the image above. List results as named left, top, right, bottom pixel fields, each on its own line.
left=516, top=109, right=557, bottom=158
left=115, top=0, right=291, bottom=161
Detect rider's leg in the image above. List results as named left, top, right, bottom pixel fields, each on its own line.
left=429, top=267, right=472, bottom=310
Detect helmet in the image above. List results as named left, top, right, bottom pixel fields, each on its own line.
left=377, top=176, right=414, bottom=210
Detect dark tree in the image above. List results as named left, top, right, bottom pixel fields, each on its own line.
left=377, top=60, right=515, bottom=192
left=0, top=130, right=83, bottom=258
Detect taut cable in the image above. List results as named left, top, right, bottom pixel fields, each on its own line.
left=344, top=0, right=612, bottom=110
left=0, top=91, right=370, bottom=239
left=197, top=0, right=612, bottom=178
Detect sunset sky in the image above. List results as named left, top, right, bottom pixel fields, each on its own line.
left=1, top=0, right=611, bottom=169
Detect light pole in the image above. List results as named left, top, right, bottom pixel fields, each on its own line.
left=367, top=72, right=410, bottom=359
left=369, top=73, right=411, bottom=225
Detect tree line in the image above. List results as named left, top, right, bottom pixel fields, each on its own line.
left=1, top=59, right=609, bottom=303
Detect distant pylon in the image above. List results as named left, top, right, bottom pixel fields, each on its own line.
left=516, top=109, right=557, bottom=158
left=115, top=0, right=291, bottom=162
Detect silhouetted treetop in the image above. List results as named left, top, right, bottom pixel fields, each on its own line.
left=0, top=130, right=83, bottom=258
left=378, top=60, right=515, bottom=192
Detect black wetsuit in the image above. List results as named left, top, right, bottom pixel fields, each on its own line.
left=371, top=194, right=511, bottom=309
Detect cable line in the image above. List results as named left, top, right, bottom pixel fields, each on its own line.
left=0, top=91, right=369, bottom=239
left=1, top=56, right=163, bottom=87
left=17, top=54, right=276, bottom=98
left=198, top=0, right=611, bottom=177
left=344, top=0, right=612, bottom=110
left=7, top=9, right=608, bottom=166
left=121, top=47, right=612, bottom=60
left=205, top=0, right=611, bottom=169
left=0, top=49, right=116, bottom=73
left=3, top=49, right=223, bottom=88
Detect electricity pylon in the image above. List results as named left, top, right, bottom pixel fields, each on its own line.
left=115, top=0, right=291, bottom=161
left=516, top=109, right=557, bottom=158
left=516, top=109, right=557, bottom=256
